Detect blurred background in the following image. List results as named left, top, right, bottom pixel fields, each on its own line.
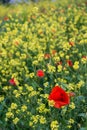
left=0, top=0, right=87, bottom=4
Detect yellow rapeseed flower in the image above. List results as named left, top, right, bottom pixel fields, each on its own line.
left=21, top=105, right=27, bottom=112
left=39, top=116, right=46, bottom=124
left=13, top=117, right=19, bottom=124
left=50, top=120, right=59, bottom=130
left=6, top=112, right=14, bottom=118
left=73, top=61, right=79, bottom=70
left=69, top=102, right=75, bottom=109
left=11, top=103, right=17, bottom=110
left=68, top=118, right=75, bottom=124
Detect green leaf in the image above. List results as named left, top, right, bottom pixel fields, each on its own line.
left=76, top=96, right=85, bottom=101
left=78, top=113, right=87, bottom=118
left=79, top=127, right=86, bottom=130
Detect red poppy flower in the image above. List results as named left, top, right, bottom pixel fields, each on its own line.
left=69, top=41, right=74, bottom=46
left=15, top=41, right=19, bottom=46
left=56, top=61, right=62, bottom=66
left=67, top=60, right=73, bottom=67
left=44, top=54, right=51, bottom=59
left=52, top=50, right=57, bottom=55
left=82, top=56, right=87, bottom=59
left=9, top=78, right=16, bottom=86
left=36, top=70, right=45, bottom=77
left=4, top=16, right=9, bottom=21
left=48, top=86, right=70, bottom=108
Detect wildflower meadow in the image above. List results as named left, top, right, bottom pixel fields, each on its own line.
left=0, top=0, right=87, bottom=130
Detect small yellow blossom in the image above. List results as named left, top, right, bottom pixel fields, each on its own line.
left=67, top=125, right=72, bottom=129
left=48, top=100, right=55, bottom=107
left=68, top=118, right=75, bottom=124
left=73, top=61, right=79, bottom=70
left=29, top=121, right=33, bottom=126
left=50, top=120, right=59, bottom=130
left=0, top=96, right=4, bottom=102
left=57, top=65, right=62, bottom=72
left=11, top=103, right=17, bottom=110
left=13, top=117, right=19, bottom=124
left=6, top=112, right=14, bottom=118
left=47, top=64, right=56, bottom=73
left=21, top=105, right=27, bottom=112
left=69, top=102, right=75, bottom=109
left=39, top=116, right=46, bottom=124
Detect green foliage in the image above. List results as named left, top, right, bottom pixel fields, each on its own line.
left=0, top=0, right=87, bottom=130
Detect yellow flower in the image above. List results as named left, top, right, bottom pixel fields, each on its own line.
left=68, top=118, right=74, bottom=124
left=77, top=80, right=84, bottom=89
left=0, top=96, right=4, bottom=102
left=16, top=109, right=20, bottom=114
left=15, top=93, right=20, bottom=98
left=29, top=73, right=34, bottom=78
left=59, top=51, right=64, bottom=58
left=13, top=90, right=18, bottom=95
left=66, top=55, right=70, bottom=59
left=53, top=56, right=60, bottom=62
left=13, top=117, right=19, bottom=124
left=67, top=125, right=72, bottom=129
left=39, top=116, right=46, bottom=124
left=57, top=65, right=62, bottom=72
left=32, top=60, right=38, bottom=65
left=73, top=61, right=79, bottom=70
left=43, top=82, right=49, bottom=87
left=48, top=100, right=55, bottom=107
left=69, top=102, right=75, bottom=109
left=47, top=64, right=56, bottom=73
left=29, top=121, right=33, bottom=126
left=68, top=83, right=75, bottom=90
left=21, top=105, right=27, bottom=112
left=81, top=56, right=87, bottom=64
left=11, top=103, right=17, bottom=110
left=36, top=103, right=49, bottom=113
left=50, top=120, right=59, bottom=130
left=28, top=90, right=38, bottom=97
left=31, top=115, right=39, bottom=124
left=6, top=112, right=14, bottom=118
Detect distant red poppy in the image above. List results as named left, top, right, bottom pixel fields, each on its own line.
left=9, top=78, right=16, bottom=86
left=56, top=61, right=62, bottom=66
left=4, top=16, right=9, bottom=21
left=82, top=56, right=87, bottom=59
left=67, top=60, right=73, bottom=67
left=52, top=50, right=57, bottom=55
left=44, top=54, right=51, bottom=59
left=15, top=41, right=19, bottom=46
left=36, top=69, right=45, bottom=77
left=69, top=41, right=74, bottom=46
left=48, top=86, right=70, bottom=108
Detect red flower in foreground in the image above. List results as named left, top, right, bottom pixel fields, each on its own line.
left=36, top=70, right=45, bottom=77
left=9, top=78, right=16, bottom=86
left=48, top=86, right=70, bottom=108
left=67, top=60, right=73, bottom=67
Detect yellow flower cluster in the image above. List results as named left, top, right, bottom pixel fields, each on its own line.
left=0, top=1, right=87, bottom=129
left=73, top=61, right=79, bottom=70
left=50, top=120, right=59, bottom=130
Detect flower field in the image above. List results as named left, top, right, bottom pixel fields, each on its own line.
left=0, top=1, right=87, bottom=130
